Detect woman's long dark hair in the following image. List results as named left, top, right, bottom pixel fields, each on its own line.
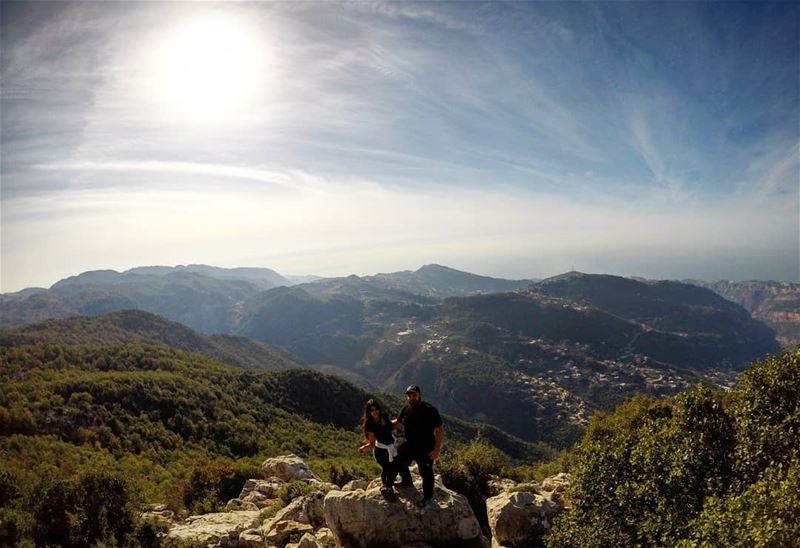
left=359, top=398, right=382, bottom=436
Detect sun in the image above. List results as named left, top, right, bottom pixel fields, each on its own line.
left=149, top=14, right=269, bottom=125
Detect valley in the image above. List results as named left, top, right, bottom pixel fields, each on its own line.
left=1, top=264, right=784, bottom=448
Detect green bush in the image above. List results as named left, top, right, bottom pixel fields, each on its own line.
left=440, top=438, right=507, bottom=533
left=30, top=470, right=139, bottom=547
left=309, top=456, right=378, bottom=487
left=729, top=351, right=800, bottom=487
left=0, top=507, right=30, bottom=547
left=548, top=350, right=800, bottom=547
left=682, top=460, right=800, bottom=547
left=130, top=516, right=170, bottom=548
left=505, top=450, right=575, bottom=483
left=181, top=458, right=260, bottom=514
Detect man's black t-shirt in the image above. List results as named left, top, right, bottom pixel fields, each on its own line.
left=365, top=412, right=394, bottom=445
left=398, top=401, right=443, bottom=453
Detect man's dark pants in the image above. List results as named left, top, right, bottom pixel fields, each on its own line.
left=395, top=442, right=435, bottom=500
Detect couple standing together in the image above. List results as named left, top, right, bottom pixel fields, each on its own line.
left=358, top=384, right=444, bottom=508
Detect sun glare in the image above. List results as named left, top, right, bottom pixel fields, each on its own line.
left=149, top=14, right=269, bottom=124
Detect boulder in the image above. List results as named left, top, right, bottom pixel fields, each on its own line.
left=240, top=477, right=287, bottom=508
left=342, top=479, right=368, bottom=491
left=140, top=503, right=176, bottom=528
left=303, top=491, right=327, bottom=528
left=286, top=532, right=325, bottom=548
left=166, top=510, right=261, bottom=546
left=261, top=492, right=327, bottom=545
left=267, top=497, right=307, bottom=527
left=485, top=491, right=560, bottom=548
left=487, top=476, right=518, bottom=496
left=264, top=519, right=314, bottom=546
left=314, top=526, right=336, bottom=546
left=262, top=454, right=322, bottom=483
left=323, top=478, right=486, bottom=548
left=239, top=528, right=267, bottom=548
left=226, top=498, right=260, bottom=511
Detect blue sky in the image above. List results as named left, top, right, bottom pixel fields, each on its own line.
left=1, top=1, right=798, bottom=291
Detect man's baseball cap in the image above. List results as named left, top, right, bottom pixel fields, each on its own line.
left=405, top=384, right=421, bottom=394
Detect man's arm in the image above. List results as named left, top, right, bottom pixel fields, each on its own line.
left=430, top=425, right=444, bottom=461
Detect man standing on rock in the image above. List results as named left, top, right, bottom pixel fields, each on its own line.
left=394, top=384, right=444, bottom=508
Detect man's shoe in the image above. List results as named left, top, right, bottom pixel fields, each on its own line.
left=415, top=497, right=431, bottom=508
left=380, top=486, right=397, bottom=502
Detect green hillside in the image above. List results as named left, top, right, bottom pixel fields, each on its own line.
left=0, top=313, right=549, bottom=539
left=0, top=309, right=302, bottom=371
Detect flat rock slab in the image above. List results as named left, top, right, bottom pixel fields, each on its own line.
left=167, top=510, right=261, bottom=545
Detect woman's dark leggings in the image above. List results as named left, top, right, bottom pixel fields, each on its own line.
left=374, top=447, right=396, bottom=488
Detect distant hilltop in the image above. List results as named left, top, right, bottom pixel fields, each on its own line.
left=3, top=263, right=798, bottom=348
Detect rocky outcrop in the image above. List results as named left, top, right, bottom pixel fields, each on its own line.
left=166, top=455, right=569, bottom=548
left=485, top=473, right=571, bottom=548
left=694, top=280, right=800, bottom=347
left=323, top=477, right=487, bottom=548
left=262, top=454, right=322, bottom=483
left=166, top=510, right=261, bottom=546
left=237, top=477, right=288, bottom=509
left=286, top=532, right=327, bottom=548
left=540, top=472, right=571, bottom=508
left=342, top=479, right=368, bottom=491
left=264, top=520, right=315, bottom=545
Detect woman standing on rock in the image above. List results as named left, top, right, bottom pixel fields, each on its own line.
left=358, top=398, right=399, bottom=501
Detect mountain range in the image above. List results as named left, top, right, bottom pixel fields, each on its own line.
left=1, top=263, right=788, bottom=448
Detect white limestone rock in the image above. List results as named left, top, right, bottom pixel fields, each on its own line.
left=166, top=510, right=261, bottom=546
left=322, top=479, right=486, bottom=548
left=261, top=454, right=322, bottom=483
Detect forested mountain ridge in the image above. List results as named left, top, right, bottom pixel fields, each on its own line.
left=0, top=309, right=303, bottom=371
left=0, top=313, right=545, bottom=462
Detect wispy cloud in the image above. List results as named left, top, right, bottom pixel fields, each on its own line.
left=36, top=161, right=328, bottom=193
